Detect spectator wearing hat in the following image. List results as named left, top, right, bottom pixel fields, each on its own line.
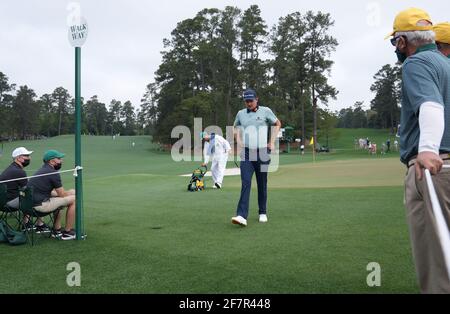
left=231, top=89, right=281, bottom=227
left=200, top=131, right=231, bottom=189
left=28, top=150, right=76, bottom=240
left=387, top=8, right=450, bottom=293
left=434, top=22, right=450, bottom=57
left=0, top=147, right=50, bottom=233
left=0, top=147, right=33, bottom=208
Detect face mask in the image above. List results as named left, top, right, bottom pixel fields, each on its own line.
left=21, top=159, right=30, bottom=168
left=395, top=48, right=407, bottom=64
left=54, top=163, right=62, bottom=171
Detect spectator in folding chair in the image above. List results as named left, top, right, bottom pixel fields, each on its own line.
left=28, top=150, right=76, bottom=241
left=0, top=147, right=48, bottom=231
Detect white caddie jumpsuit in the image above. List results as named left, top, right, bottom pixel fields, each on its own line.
left=203, top=134, right=231, bottom=186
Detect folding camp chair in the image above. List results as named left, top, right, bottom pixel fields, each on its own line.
left=0, top=183, right=22, bottom=230
left=19, top=186, right=60, bottom=246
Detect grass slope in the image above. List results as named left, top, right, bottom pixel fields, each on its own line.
left=0, top=133, right=417, bottom=293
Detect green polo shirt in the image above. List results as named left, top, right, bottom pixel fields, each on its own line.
left=400, top=44, right=450, bottom=164
left=234, top=106, right=278, bottom=149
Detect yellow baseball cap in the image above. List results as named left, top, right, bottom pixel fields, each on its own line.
left=385, top=8, right=433, bottom=39
left=434, top=22, right=450, bottom=44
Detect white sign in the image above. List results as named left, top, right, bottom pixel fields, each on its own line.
left=68, top=17, right=88, bottom=47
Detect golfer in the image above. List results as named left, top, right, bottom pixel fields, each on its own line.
left=231, top=89, right=281, bottom=227
left=200, top=132, right=231, bottom=189
left=388, top=8, right=450, bottom=293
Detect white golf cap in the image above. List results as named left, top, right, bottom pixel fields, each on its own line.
left=12, top=147, right=33, bottom=158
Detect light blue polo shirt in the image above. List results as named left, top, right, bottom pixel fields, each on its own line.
left=400, top=44, right=450, bottom=164
left=234, top=106, right=278, bottom=149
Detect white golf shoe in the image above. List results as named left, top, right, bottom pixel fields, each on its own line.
left=259, top=214, right=268, bottom=223
left=231, top=216, right=247, bottom=227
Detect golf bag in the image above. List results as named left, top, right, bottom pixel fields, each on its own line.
left=187, top=166, right=207, bottom=192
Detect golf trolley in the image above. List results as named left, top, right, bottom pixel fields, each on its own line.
left=187, top=165, right=207, bottom=192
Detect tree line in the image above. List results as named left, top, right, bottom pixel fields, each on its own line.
left=0, top=71, right=155, bottom=140
left=1, top=5, right=401, bottom=144
left=336, top=64, right=402, bottom=134
left=151, top=5, right=401, bottom=144
left=151, top=5, right=338, bottom=144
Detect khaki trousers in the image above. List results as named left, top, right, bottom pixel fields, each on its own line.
left=405, top=160, right=450, bottom=293
left=34, top=189, right=75, bottom=213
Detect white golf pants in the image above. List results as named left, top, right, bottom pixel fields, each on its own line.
left=211, top=154, right=228, bottom=185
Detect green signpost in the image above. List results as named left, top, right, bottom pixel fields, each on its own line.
left=68, top=17, right=88, bottom=240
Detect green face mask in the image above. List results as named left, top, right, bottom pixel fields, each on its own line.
left=395, top=48, right=407, bottom=63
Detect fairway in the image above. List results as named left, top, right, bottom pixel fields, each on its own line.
left=0, top=135, right=417, bottom=293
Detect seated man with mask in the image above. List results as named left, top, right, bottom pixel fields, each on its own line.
left=0, top=147, right=33, bottom=209
left=28, top=150, right=76, bottom=240
left=0, top=147, right=49, bottom=232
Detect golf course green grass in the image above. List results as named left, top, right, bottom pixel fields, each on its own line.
left=0, top=130, right=418, bottom=293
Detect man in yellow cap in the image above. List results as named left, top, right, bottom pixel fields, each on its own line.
left=387, top=8, right=450, bottom=293
left=434, top=22, right=450, bottom=57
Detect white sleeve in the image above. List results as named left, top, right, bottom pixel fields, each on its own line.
left=225, top=140, right=231, bottom=153
left=419, top=101, right=444, bottom=155
left=220, top=136, right=231, bottom=153
left=203, top=142, right=210, bottom=164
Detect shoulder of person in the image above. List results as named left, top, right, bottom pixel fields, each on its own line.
left=1, top=163, right=13, bottom=173
left=11, top=163, right=26, bottom=175
left=36, top=164, right=55, bottom=174
left=405, top=51, right=441, bottom=68
left=403, top=57, right=431, bottom=77
left=17, top=167, right=26, bottom=176
left=260, top=106, right=276, bottom=115
left=217, top=134, right=230, bottom=142
left=259, top=105, right=270, bottom=110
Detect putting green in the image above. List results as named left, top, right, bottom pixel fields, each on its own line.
left=0, top=135, right=417, bottom=293
left=267, top=158, right=405, bottom=189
